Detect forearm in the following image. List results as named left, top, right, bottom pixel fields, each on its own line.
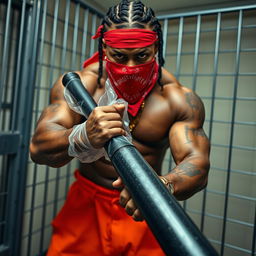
left=164, top=155, right=210, bottom=200
left=30, top=123, right=73, bottom=168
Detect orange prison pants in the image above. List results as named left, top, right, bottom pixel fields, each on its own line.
left=47, top=170, right=165, bottom=256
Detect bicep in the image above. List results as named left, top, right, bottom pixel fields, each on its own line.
left=37, top=78, right=82, bottom=129
left=37, top=68, right=102, bottom=129
left=169, top=121, right=210, bottom=165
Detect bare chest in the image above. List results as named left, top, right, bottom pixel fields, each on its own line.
left=130, top=92, right=174, bottom=147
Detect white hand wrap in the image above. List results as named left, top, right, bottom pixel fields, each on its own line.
left=68, top=122, right=105, bottom=163
left=64, top=79, right=131, bottom=163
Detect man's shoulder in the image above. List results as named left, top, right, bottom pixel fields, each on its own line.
left=159, top=68, right=204, bottom=122
left=76, top=62, right=107, bottom=96
left=160, top=68, right=192, bottom=104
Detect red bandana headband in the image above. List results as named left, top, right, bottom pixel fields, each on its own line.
left=92, top=25, right=158, bottom=48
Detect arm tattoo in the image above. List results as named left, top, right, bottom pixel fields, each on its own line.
left=51, top=86, right=63, bottom=101
left=36, top=103, right=60, bottom=124
left=48, top=103, right=60, bottom=112
left=185, top=92, right=204, bottom=122
left=185, top=92, right=199, bottom=110
left=185, top=125, right=207, bottom=144
left=171, top=162, right=201, bottom=181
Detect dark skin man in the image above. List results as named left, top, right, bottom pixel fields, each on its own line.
left=30, top=41, right=210, bottom=222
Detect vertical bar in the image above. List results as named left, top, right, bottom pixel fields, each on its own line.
left=10, top=0, right=42, bottom=253
left=71, top=2, right=80, bottom=70
left=80, top=8, right=89, bottom=66
left=39, top=0, right=60, bottom=252
left=48, top=0, right=60, bottom=88
left=175, top=17, right=184, bottom=80
left=220, top=10, right=243, bottom=256
left=11, top=0, right=27, bottom=131
left=169, top=17, right=184, bottom=174
left=0, top=0, right=12, bottom=117
left=162, top=18, right=168, bottom=58
left=60, top=0, right=70, bottom=74
left=53, top=169, right=60, bottom=219
left=192, top=14, right=201, bottom=91
left=89, top=14, right=97, bottom=56
left=184, top=14, right=201, bottom=211
left=200, top=12, right=221, bottom=233
left=251, top=204, right=256, bottom=256
left=27, top=0, right=48, bottom=255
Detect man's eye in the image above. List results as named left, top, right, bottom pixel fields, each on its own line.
left=113, top=54, right=125, bottom=60
left=137, top=53, right=148, bottom=59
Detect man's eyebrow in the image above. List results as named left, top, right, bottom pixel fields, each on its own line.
left=136, top=49, right=149, bottom=53
left=112, top=49, right=125, bottom=54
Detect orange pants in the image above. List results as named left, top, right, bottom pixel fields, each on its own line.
left=47, top=170, right=165, bottom=256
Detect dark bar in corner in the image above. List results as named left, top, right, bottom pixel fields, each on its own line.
left=62, top=72, right=218, bottom=256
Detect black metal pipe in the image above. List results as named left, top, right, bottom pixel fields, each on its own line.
left=62, top=72, right=218, bottom=256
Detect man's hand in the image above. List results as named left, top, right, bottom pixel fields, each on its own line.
left=112, top=177, right=144, bottom=222
left=86, top=104, right=127, bottom=148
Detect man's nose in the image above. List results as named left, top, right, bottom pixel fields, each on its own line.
left=126, top=59, right=136, bottom=66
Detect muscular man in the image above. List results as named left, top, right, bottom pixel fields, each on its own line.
left=30, top=1, right=210, bottom=255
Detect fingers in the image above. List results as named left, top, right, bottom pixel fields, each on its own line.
left=112, top=177, right=123, bottom=188
left=119, top=187, right=131, bottom=207
left=113, top=104, right=125, bottom=117
left=86, top=104, right=127, bottom=148
left=119, top=187, right=144, bottom=222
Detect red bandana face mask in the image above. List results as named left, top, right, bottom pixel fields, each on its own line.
left=86, top=26, right=159, bottom=116
left=106, top=58, right=159, bottom=116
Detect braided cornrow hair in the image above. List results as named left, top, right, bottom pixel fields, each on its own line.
left=97, top=0, right=165, bottom=89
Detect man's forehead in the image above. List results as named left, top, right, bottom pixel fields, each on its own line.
left=106, top=45, right=155, bottom=52
left=107, top=24, right=153, bottom=30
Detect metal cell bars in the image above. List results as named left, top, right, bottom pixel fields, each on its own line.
left=0, top=1, right=26, bottom=255
left=21, top=0, right=103, bottom=255
left=159, top=5, right=256, bottom=256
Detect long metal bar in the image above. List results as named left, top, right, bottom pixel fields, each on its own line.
left=205, top=119, right=256, bottom=126
left=71, top=2, right=80, bottom=69
left=48, top=0, right=60, bottom=90
left=0, top=0, right=12, bottom=117
left=201, top=12, right=221, bottom=233
left=188, top=208, right=254, bottom=227
left=171, top=72, right=256, bottom=76
left=27, top=0, right=48, bottom=255
left=162, top=18, right=168, bottom=58
left=192, top=15, right=201, bottom=91
left=201, top=96, right=256, bottom=101
left=210, top=143, right=255, bottom=151
left=10, top=0, right=26, bottom=131
left=183, top=14, right=201, bottom=212
left=39, top=0, right=60, bottom=252
left=89, top=14, right=97, bottom=56
left=206, top=188, right=256, bottom=202
left=60, top=0, right=70, bottom=74
left=220, top=10, right=243, bottom=256
left=80, top=8, right=89, bottom=66
left=7, top=0, right=42, bottom=254
left=209, top=238, right=253, bottom=254
left=166, top=48, right=256, bottom=56
left=62, top=72, right=219, bottom=256
left=161, top=18, right=173, bottom=173
left=252, top=204, right=256, bottom=256
left=175, top=17, right=184, bottom=80
left=211, top=166, right=256, bottom=177
left=166, top=24, right=256, bottom=36
left=157, top=4, right=256, bottom=20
